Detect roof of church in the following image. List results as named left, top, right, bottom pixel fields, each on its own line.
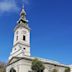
left=7, top=56, right=68, bottom=68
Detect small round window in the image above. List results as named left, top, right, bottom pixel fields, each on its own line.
left=23, top=48, right=26, bottom=50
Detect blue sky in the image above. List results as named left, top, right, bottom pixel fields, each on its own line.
left=0, top=0, right=72, bottom=64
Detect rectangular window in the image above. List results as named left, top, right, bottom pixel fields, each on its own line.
left=23, top=35, right=26, bottom=41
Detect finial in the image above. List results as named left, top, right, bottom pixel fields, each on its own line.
left=20, top=4, right=26, bottom=17
left=18, top=4, right=28, bottom=23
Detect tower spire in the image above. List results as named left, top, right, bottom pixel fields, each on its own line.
left=9, top=4, right=31, bottom=60
left=17, top=4, right=28, bottom=24
left=20, top=5, right=26, bottom=17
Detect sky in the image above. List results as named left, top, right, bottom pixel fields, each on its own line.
left=0, top=0, right=72, bottom=64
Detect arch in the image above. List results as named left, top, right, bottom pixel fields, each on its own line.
left=10, top=68, right=16, bottom=72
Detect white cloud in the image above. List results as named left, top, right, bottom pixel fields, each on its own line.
left=0, top=0, right=19, bottom=13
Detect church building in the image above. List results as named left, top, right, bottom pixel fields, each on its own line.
left=6, top=6, right=72, bottom=72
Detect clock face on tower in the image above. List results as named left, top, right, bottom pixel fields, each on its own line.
left=22, top=30, right=26, bottom=34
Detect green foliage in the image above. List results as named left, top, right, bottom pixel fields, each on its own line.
left=31, top=58, right=45, bottom=72
left=52, top=69, right=57, bottom=72
left=65, top=67, right=70, bottom=72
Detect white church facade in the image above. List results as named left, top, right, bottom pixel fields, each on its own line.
left=6, top=6, right=72, bottom=72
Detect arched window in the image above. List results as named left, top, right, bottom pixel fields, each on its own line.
left=16, top=36, right=18, bottom=41
left=52, top=69, right=58, bottom=72
left=23, top=48, right=26, bottom=50
left=16, top=31, right=18, bottom=41
left=10, top=68, right=16, bottom=72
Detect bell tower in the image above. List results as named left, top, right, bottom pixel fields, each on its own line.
left=9, top=6, right=31, bottom=60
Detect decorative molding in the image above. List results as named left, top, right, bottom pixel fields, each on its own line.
left=13, top=42, right=30, bottom=47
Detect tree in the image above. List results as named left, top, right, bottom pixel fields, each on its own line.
left=52, top=69, right=57, bottom=72
left=65, top=67, right=70, bottom=72
left=31, top=58, right=45, bottom=72
left=0, top=61, right=6, bottom=72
